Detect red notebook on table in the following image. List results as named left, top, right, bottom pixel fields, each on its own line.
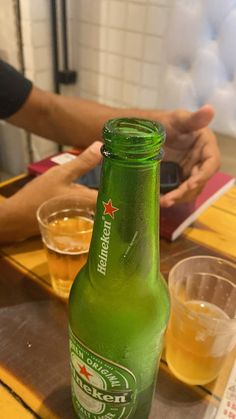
left=160, top=172, right=235, bottom=241
left=28, top=150, right=81, bottom=176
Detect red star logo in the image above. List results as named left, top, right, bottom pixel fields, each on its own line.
left=79, top=364, right=92, bottom=381
left=103, top=199, right=119, bottom=219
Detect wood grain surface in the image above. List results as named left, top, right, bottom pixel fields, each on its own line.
left=0, top=176, right=235, bottom=419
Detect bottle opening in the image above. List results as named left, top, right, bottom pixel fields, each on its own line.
left=103, top=118, right=165, bottom=161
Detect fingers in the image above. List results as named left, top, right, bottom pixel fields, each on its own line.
left=160, top=175, right=205, bottom=208
left=186, top=132, right=220, bottom=180
left=180, top=117, right=220, bottom=177
left=160, top=180, right=189, bottom=207
left=71, top=183, right=99, bottom=203
left=160, top=146, right=221, bottom=208
left=180, top=139, right=203, bottom=177
left=189, top=154, right=220, bottom=187
left=176, top=105, right=215, bottom=133
left=62, top=141, right=102, bottom=181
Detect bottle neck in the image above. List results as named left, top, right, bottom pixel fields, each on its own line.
left=87, top=155, right=160, bottom=286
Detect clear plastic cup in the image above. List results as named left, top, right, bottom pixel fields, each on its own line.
left=37, top=195, right=94, bottom=299
left=165, top=256, right=236, bottom=385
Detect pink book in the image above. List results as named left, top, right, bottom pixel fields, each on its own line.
left=160, top=172, right=235, bottom=241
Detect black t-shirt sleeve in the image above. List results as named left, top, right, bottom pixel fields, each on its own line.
left=0, top=59, right=33, bottom=119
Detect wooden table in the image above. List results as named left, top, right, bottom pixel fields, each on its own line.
left=0, top=175, right=236, bottom=419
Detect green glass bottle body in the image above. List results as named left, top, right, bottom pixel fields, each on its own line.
left=69, top=118, right=170, bottom=419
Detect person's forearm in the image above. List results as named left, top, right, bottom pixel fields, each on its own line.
left=44, top=93, right=125, bottom=148
left=50, top=98, right=167, bottom=148
left=7, top=86, right=167, bottom=149
left=48, top=96, right=167, bottom=148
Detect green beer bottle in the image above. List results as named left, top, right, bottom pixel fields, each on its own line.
left=69, top=118, right=170, bottom=419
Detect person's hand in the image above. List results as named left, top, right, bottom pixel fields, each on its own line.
left=159, top=105, right=220, bottom=207
left=0, top=141, right=102, bottom=244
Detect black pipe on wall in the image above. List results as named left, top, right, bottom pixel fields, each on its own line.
left=61, top=0, right=69, bottom=71
left=50, top=0, right=60, bottom=93
left=16, top=0, right=34, bottom=163
left=50, top=0, right=77, bottom=89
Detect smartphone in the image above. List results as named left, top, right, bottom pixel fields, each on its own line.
left=160, top=161, right=182, bottom=194
left=79, top=161, right=182, bottom=193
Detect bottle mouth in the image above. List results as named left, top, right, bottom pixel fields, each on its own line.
left=103, top=118, right=165, bottom=161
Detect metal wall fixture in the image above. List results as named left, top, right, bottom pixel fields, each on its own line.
left=50, top=0, right=77, bottom=94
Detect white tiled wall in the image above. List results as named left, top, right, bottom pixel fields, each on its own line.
left=0, top=0, right=29, bottom=177
left=19, top=0, right=56, bottom=159
left=1, top=0, right=171, bottom=171
left=160, top=0, right=236, bottom=137
left=0, top=1, right=20, bottom=69
left=19, top=0, right=83, bottom=160
left=17, top=0, right=171, bottom=161
left=2, top=0, right=235, bottom=172
left=76, top=0, right=171, bottom=108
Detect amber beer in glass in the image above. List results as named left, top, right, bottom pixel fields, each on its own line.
left=69, top=118, right=170, bottom=418
left=166, top=256, right=236, bottom=385
left=37, top=195, right=94, bottom=299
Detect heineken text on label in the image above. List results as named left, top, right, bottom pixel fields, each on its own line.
left=70, top=328, right=136, bottom=418
left=97, top=199, right=119, bottom=276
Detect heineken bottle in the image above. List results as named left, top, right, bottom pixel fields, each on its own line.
left=69, top=118, right=170, bottom=419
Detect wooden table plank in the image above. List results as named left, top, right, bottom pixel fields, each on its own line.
left=1, top=238, right=51, bottom=290
left=213, top=185, right=236, bottom=216
left=0, top=383, right=36, bottom=419
left=184, top=185, right=236, bottom=259
left=0, top=258, right=73, bottom=419
left=0, top=175, right=235, bottom=418
left=0, top=257, right=223, bottom=419
left=185, top=205, right=236, bottom=259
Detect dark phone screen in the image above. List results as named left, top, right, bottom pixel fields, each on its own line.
left=75, top=161, right=182, bottom=194
left=160, top=161, right=182, bottom=194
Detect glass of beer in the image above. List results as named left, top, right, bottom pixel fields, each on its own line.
left=37, top=195, right=94, bottom=299
left=165, top=256, right=236, bottom=385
